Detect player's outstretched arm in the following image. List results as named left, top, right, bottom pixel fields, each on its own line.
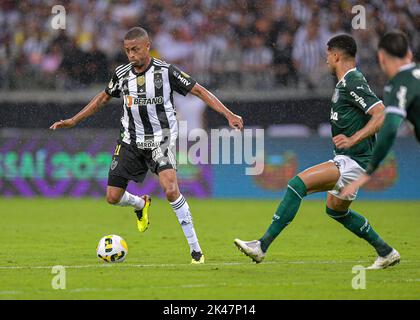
left=189, top=83, right=243, bottom=130
left=365, top=113, right=403, bottom=175
left=333, top=103, right=385, bottom=149
left=340, top=112, right=402, bottom=198
left=50, top=91, right=112, bottom=130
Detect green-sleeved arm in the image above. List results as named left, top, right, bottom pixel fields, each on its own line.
left=365, top=113, right=403, bottom=175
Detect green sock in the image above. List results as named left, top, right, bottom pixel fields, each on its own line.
left=326, top=207, right=393, bottom=257
left=260, top=176, right=307, bottom=252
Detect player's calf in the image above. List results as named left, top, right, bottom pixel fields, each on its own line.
left=258, top=175, right=308, bottom=253
left=106, top=186, right=150, bottom=232
left=325, top=206, right=393, bottom=258
left=170, top=194, right=203, bottom=260
left=109, top=190, right=145, bottom=210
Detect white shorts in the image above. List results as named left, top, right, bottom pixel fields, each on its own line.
left=328, top=155, right=366, bottom=201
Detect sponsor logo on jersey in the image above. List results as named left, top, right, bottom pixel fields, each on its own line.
left=350, top=91, right=367, bottom=108
left=177, top=73, right=191, bottom=87
left=330, top=110, right=339, bottom=121
left=126, top=96, right=164, bottom=107
left=137, top=140, right=160, bottom=149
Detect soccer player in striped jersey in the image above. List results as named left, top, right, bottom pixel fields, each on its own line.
left=341, top=31, right=420, bottom=248
left=50, top=27, right=243, bottom=264
left=235, top=34, right=400, bottom=269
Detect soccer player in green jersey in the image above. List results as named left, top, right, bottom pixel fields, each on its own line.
left=235, top=34, right=400, bottom=269
left=342, top=31, right=420, bottom=203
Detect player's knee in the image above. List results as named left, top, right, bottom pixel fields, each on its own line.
left=106, top=192, right=121, bottom=205
left=164, top=184, right=179, bottom=202
left=287, top=176, right=308, bottom=198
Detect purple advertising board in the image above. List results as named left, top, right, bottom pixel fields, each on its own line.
left=0, top=129, right=211, bottom=198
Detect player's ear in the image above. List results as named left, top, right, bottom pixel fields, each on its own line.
left=334, top=51, right=340, bottom=63
left=377, top=50, right=386, bottom=66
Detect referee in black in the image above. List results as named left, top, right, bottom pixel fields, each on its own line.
left=50, top=27, right=243, bottom=264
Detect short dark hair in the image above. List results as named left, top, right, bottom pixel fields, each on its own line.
left=378, top=30, right=409, bottom=58
left=327, top=34, right=357, bottom=58
left=124, top=27, right=149, bottom=41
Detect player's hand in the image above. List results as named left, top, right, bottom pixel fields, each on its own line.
left=340, top=174, right=371, bottom=198
left=333, top=134, right=355, bottom=149
left=50, top=118, right=76, bottom=130
left=228, top=114, right=243, bottom=130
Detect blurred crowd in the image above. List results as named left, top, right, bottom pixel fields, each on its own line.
left=1, top=0, right=419, bottom=91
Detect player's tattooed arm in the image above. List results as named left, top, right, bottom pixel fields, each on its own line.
left=50, top=91, right=112, bottom=130
left=333, top=103, right=385, bottom=149
left=190, top=83, right=244, bottom=130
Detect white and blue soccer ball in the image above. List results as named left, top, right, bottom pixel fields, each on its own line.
left=97, top=234, right=128, bottom=263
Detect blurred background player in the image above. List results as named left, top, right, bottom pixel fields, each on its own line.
left=50, top=27, right=243, bottom=264
left=342, top=31, right=420, bottom=198
left=235, top=34, right=400, bottom=270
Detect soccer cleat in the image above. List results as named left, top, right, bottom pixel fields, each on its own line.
left=191, top=251, right=205, bottom=264
left=234, top=239, right=266, bottom=263
left=367, top=248, right=401, bottom=270
left=135, top=195, right=151, bottom=232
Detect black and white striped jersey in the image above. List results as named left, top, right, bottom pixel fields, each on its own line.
left=105, top=58, right=196, bottom=147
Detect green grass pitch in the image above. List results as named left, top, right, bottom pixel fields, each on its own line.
left=0, top=198, right=419, bottom=300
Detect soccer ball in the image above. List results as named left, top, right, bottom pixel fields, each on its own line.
left=97, top=235, right=128, bottom=263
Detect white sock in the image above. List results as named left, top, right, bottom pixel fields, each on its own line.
left=170, top=194, right=202, bottom=253
left=117, top=191, right=145, bottom=210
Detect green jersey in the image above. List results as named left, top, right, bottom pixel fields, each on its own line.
left=383, top=62, right=420, bottom=123
left=366, top=62, right=420, bottom=175
left=330, top=68, right=382, bottom=169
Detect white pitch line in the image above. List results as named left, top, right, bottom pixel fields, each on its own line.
left=0, top=262, right=244, bottom=270
left=0, top=291, right=23, bottom=295
left=0, top=260, right=391, bottom=270
left=1, top=260, right=419, bottom=270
